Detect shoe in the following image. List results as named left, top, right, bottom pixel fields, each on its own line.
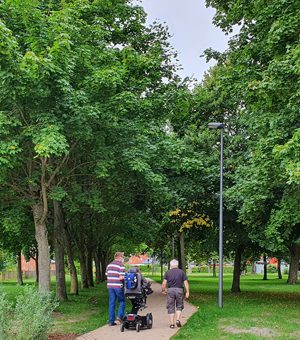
left=176, top=320, right=182, bottom=328
left=108, top=322, right=117, bottom=326
left=170, top=324, right=175, bottom=328
left=117, top=317, right=122, bottom=323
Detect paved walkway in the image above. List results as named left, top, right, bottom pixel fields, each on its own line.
left=76, top=279, right=197, bottom=340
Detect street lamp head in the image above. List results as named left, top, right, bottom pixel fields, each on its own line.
left=208, top=123, right=225, bottom=129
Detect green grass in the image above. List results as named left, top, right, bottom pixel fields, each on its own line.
left=165, top=273, right=300, bottom=339
left=1, top=273, right=300, bottom=338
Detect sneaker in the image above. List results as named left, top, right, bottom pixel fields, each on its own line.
left=117, top=317, right=122, bottom=323
left=108, top=322, right=117, bottom=326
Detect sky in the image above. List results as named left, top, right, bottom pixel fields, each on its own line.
left=135, top=0, right=235, bottom=82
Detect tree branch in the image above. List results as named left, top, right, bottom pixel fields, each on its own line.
left=46, top=140, right=79, bottom=187
left=16, top=104, right=29, bottom=127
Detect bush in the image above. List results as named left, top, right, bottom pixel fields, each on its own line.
left=267, top=265, right=278, bottom=273
left=283, top=268, right=289, bottom=275
left=191, top=266, right=234, bottom=274
left=1, top=285, right=59, bottom=340
left=0, top=288, right=13, bottom=340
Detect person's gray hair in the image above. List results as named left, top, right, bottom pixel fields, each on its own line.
left=170, top=259, right=178, bottom=267
left=114, top=252, right=124, bottom=259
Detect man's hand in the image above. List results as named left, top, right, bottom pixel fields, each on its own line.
left=185, top=291, right=189, bottom=299
left=161, top=279, right=167, bottom=295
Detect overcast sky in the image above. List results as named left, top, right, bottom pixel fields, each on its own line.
left=135, top=0, right=234, bottom=82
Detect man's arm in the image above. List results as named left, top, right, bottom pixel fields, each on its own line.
left=184, top=280, right=189, bottom=298
left=119, top=266, right=125, bottom=280
left=161, top=279, right=167, bottom=295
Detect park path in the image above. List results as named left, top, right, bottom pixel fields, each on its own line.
left=76, top=279, right=197, bottom=340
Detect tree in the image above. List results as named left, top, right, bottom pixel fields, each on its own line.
left=204, top=0, right=300, bottom=284
left=0, top=0, right=181, bottom=292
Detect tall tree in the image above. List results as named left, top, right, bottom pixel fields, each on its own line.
left=204, top=0, right=300, bottom=283
left=0, top=0, right=181, bottom=292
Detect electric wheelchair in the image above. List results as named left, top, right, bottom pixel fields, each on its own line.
left=120, top=267, right=153, bottom=332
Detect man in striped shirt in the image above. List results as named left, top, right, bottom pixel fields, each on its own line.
left=106, top=252, right=126, bottom=326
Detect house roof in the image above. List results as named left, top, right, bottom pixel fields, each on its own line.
left=126, top=254, right=149, bottom=265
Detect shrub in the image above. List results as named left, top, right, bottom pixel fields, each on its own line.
left=14, top=285, right=59, bottom=340
left=0, top=285, right=59, bottom=340
left=0, top=288, right=13, bottom=340
left=283, top=268, right=289, bottom=275
left=191, top=266, right=234, bottom=274
left=267, top=265, right=278, bottom=273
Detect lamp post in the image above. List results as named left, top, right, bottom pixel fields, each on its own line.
left=208, top=122, right=225, bottom=308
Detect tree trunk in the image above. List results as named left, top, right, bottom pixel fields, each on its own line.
left=33, top=203, right=51, bottom=292
left=188, top=261, right=192, bottom=275
left=161, top=249, right=163, bottom=280
left=251, top=262, right=256, bottom=274
left=287, top=244, right=300, bottom=284
left=78, top=247, right=88, bottom=289
left=86, top=234, right=94, bottom=287
left=74, top=229, right=89, bottom=289
left=177, top=237, right=181, bottom=270
left=100, top=251, right=108, bottom=282
left=231, top=246, right=242, bottom=293
left=53, top=200, right=68, bottom=301
left=213, top=262, right=216, bottom=277
left=94, top=250, right=100, bottom=285
left=17, top=251, right=23, bottom=285
left=277, top=259, right=282, bottom=280
left=63, top=225, right=78, bottom=295
left=35, top=252, right=39, bottom=283
left=179, top=232, right=186, bottom=272
left=263, top=254, right=267, bottom=280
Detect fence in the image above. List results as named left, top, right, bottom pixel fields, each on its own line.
left=0, top=270, right=56, bottom=281
left=0, top=271, right=18, bottom=281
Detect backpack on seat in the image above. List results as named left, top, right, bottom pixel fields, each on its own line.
left=125, top=272, right=138, bottom=289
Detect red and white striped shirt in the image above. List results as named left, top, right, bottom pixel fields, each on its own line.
left=106, top=260, right=125, bottom=289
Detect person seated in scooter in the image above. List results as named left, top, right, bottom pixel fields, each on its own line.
left=128, top=266, right=153, bottom=295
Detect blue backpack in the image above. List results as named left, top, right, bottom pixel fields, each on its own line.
left=125, top=273, right=137, bottom=289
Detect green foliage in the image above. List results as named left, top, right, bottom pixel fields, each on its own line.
left=0, top=289, right=13, bottom=340
left=14, top=286, right=58, bottom=340
left=0, top=0, right=187, bottom=291
left=0, top=251, right=17, bottom=271
left=192, top=266, right=234, bottom=274
left=198, top=0, right=300, bottom=264
left=267, top=265, right=278, bottom=273
left=0, top=285, right=58, bottom=340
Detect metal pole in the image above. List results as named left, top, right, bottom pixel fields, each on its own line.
left=219, top=128, right=223, bottom=308
left=172, top=237, right=174, bottom=259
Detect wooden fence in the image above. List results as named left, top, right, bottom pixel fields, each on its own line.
left=0, top=270, right=56, bottom=281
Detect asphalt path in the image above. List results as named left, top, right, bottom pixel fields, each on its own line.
left=76, top=279, right=197, bottom=340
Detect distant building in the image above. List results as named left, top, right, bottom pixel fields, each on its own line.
left=126, top=254, right=153, bottom=266
left=21, top=254, right=55, bottom=272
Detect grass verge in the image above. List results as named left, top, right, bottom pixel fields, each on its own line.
left=1, top=272, right=300, bottom=339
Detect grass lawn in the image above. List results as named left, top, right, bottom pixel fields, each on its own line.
left=1, top=272, right=300, bottom=339
left=166, top=273, right=300, bottom=339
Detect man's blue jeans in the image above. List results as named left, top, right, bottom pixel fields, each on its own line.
left=108, top=288, right=125, bottom=324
